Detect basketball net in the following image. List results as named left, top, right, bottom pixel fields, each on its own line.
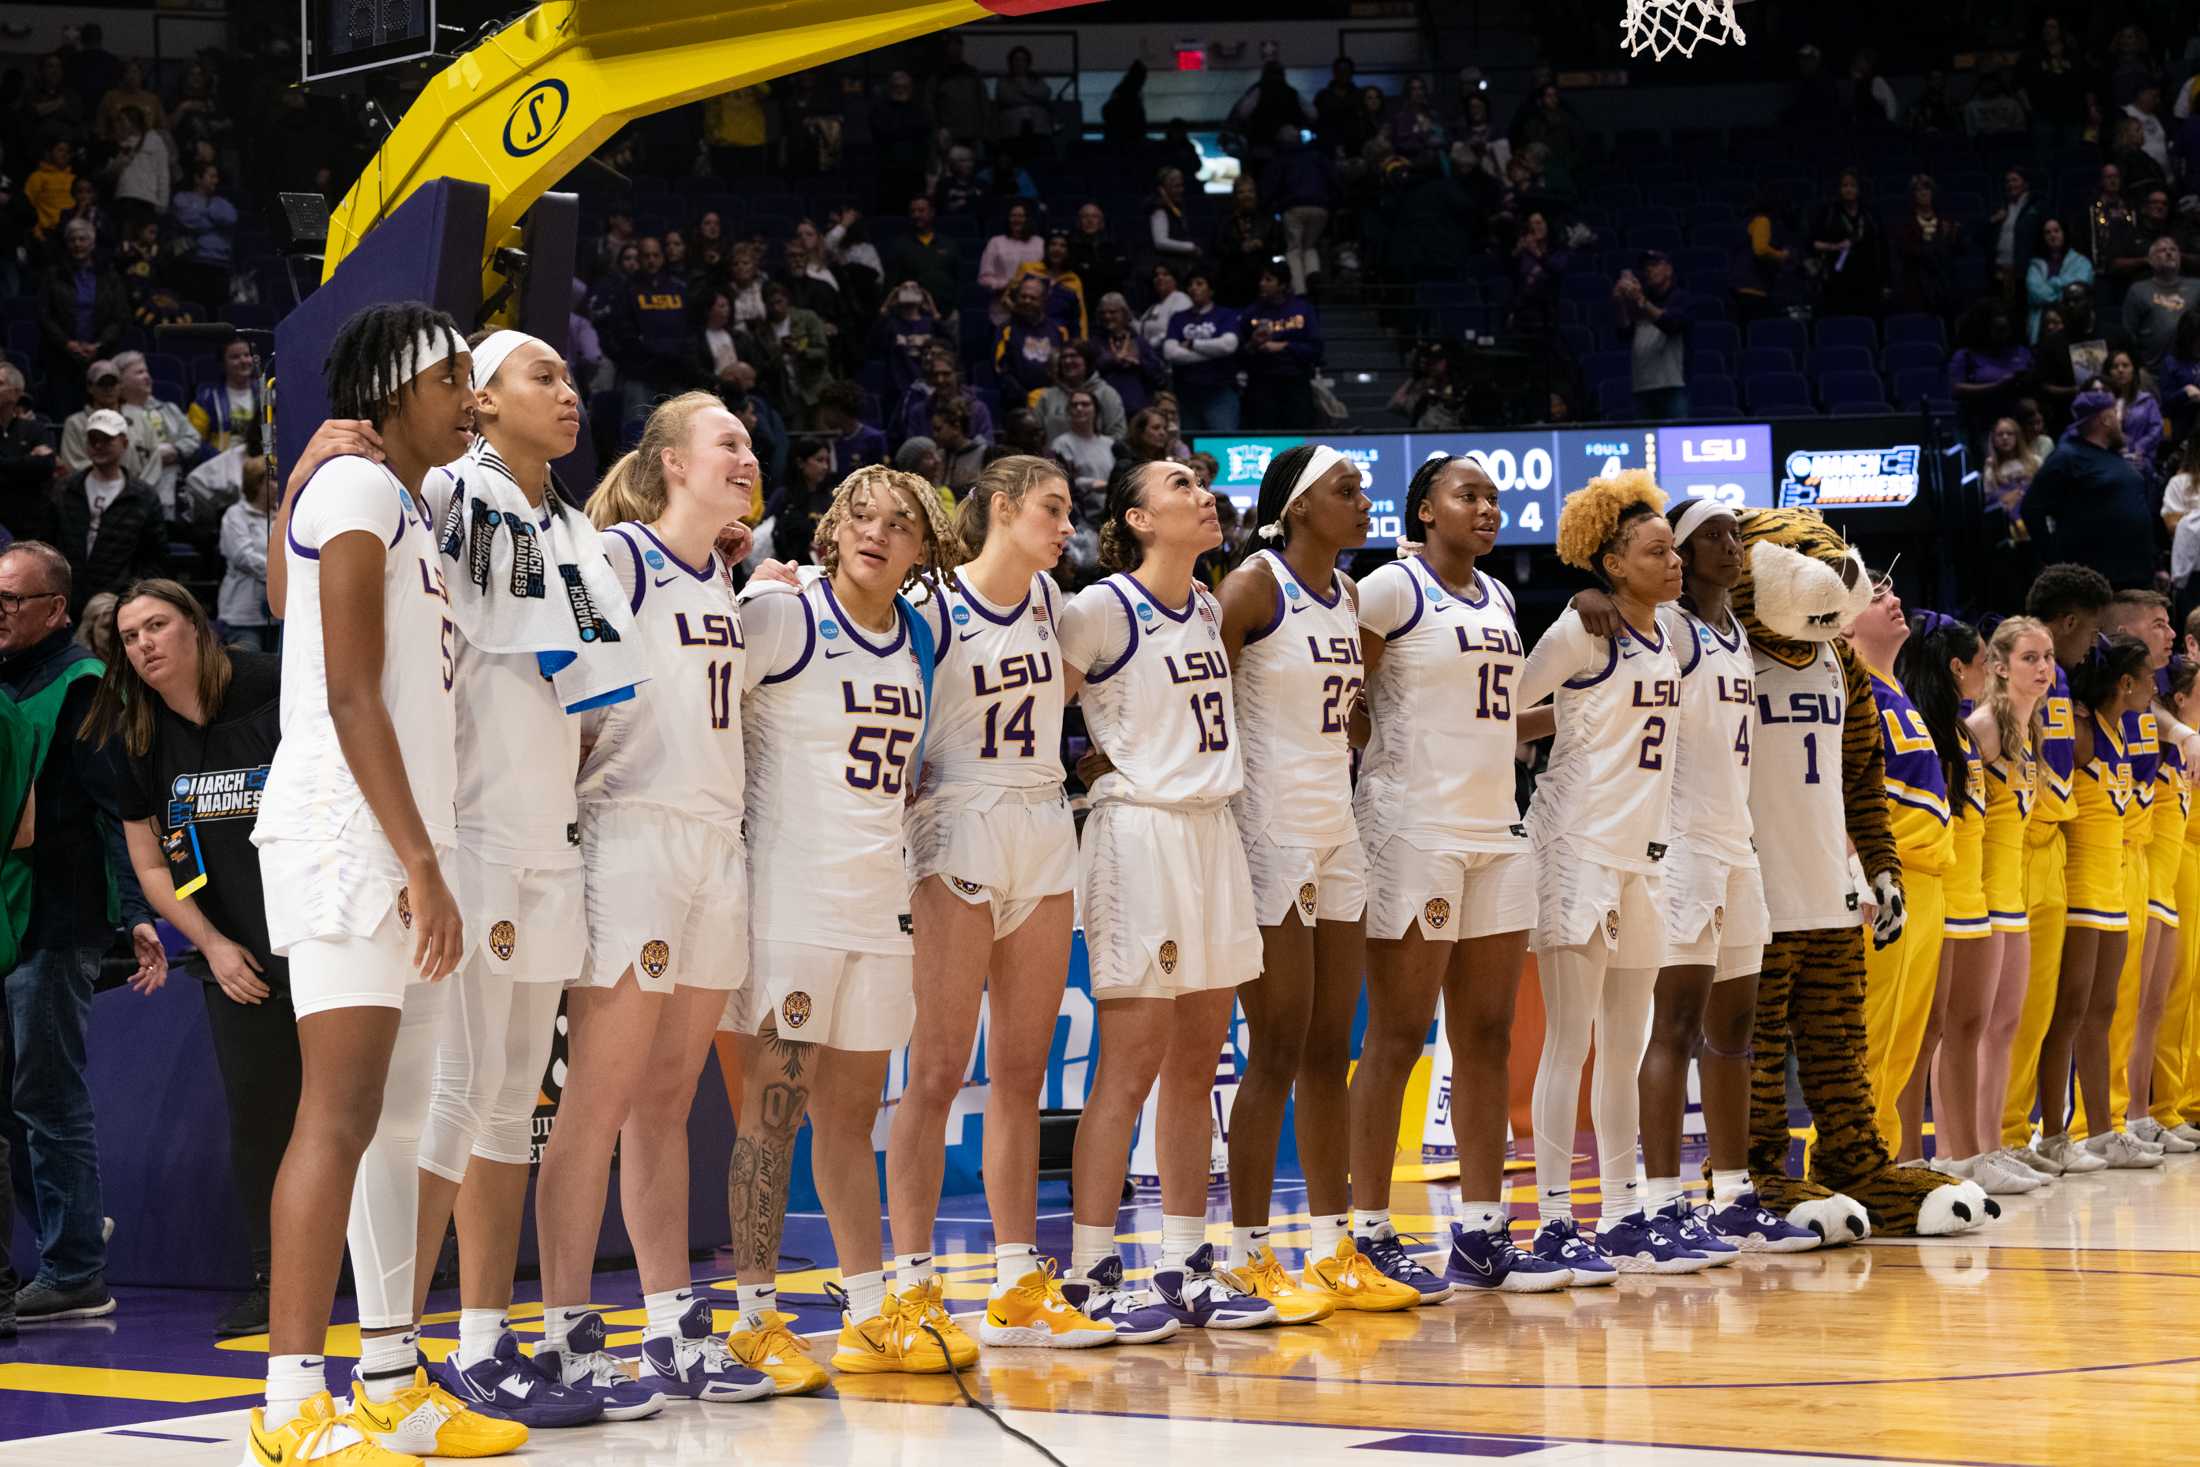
left=1621, top=0, right=1746, bottom=60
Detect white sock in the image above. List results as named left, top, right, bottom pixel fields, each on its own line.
left=1160, top=1213, right=1208, bottom=1272
left=1229, top=1224, right=1271, bottom=1267
left=1644, top=1176, right=1683, bottom=1214
left=541, top=1304, right=589, bottom=1357
left=894, top=1251, right=937, bottom=1288
left=1308, top=1212, right=1348, bottom=1255
left=736, top=1283, right=777, bottom=1331
left=455, top=1308, right=505, bottom=1370
left=1353, top=1208, right=1394, bottom=1241
left=265, top=1354, right=325, bottom=1429
left=1711, top=1168, right=1750, bottom=1206
left=1599, top=1171, right=1642, bottom=1224
left=993, top=1243, right=1042, bottom=1293
left=842, top=1270, right=889, bottom=1321
left=1461, top=1202, right=1506, bottom=1235
left=358, top=1330, right=418, bottom=1403
left=643, top=1288, right=693, bottom=1342
left=1538, top=1182, right=1575, bottom=1225
left=1071, top=1223, right=1115, bottom=1275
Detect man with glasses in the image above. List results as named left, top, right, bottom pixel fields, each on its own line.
left=0, top=540, right=163, bottom=1328
left=55, top=408, right=163, bottom=615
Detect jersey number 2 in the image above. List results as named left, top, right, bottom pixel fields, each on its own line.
left=1638, top=715, right=1667, bottom=770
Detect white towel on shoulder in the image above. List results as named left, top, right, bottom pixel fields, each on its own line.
left=434, top=439, right=646, bottom=713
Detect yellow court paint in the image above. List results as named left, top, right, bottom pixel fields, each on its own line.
left=0, top=1364, right=265, bottom=1403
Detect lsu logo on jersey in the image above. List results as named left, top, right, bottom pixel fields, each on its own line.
left=1158, top=939, right=1180, bottom=975
left=781, top=991, right=813, bottom=1029
left=1423, top=897, right=1452, bottom=930
left=674, top=611, right=742, bottom=648
left=1297, top=882, right=1318, bottom=919
left=640, top=939, right=670, bottom=979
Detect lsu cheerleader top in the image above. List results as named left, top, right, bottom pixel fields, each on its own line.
left=1865, top=663, right=1954, bottom=877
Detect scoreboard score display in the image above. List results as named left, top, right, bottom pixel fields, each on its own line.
left=1195, top=416, right=1931, bottom=549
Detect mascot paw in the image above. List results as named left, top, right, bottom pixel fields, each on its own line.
left=1915, top=1179, right=1994, bottom=1235
left=1788, top=1193, right=1871, bottom=1246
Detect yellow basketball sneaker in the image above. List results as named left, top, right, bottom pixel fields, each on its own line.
left=828, top=1284, right=953, bottom=1375
left=1301, top=1237, right=1421, bottom=1312
left=348, top=1369, right=529, bottom=1458
left=725, top=1310, right=830, bottom=1395
left=978, top=1259, right=1117, bottom=1348
left=914, top=1276, right=980, bottom=1368
left=1228, top=1246, right=1336, bottom=1325
left=243, top=1392, right=424, bottom=1466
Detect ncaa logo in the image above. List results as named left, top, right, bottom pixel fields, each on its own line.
left=644, top=549, right=666, bottom=570
left=1135, top=602, right=1154, bottom=622
left=820, top=619, right=840, bottom=639
left=173, top=774, right=192, bottom=798
left=503, top=80, right=570, bottom=159
left=952, top=604, right=972, bottom=625
left=1284, top=581, right=1301, bottom=600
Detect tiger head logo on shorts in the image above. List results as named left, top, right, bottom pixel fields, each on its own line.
left=1604, top=909, right=1622, bottom=943
left=1423, top=897, right=1451, bottom=931
left=1158, top=940, right=1179, bottom=975
left=639, top=939, right=670, bottom=980
left=396, top=887, right=413, bottom=929
left=1297, top=882, right=1318, bottom=920
left=782, top=991, right=813, bottom=1029
left=489, top=920, right=517, bottom=962
left=1713, top=904, right=1726, bottom=933
left=952, top=877, right=984, bottom=896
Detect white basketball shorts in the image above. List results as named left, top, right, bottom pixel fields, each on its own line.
left=908, top=783, right=1078, bottom=938
left=724, top=941, right=916, bottom=1052
left=1080, top=801, right=1263, bottom=998
left=578, top=803, right=750, bottom=993
left=1364, top=835, right=1533, bottom=943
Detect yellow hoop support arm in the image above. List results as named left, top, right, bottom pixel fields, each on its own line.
left=322, top=0, right=1100, bottom=286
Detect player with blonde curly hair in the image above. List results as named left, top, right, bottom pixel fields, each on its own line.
left=1515, top=471, right=1697, bottom=1278
left=721, top=461, right=973, bottom=1377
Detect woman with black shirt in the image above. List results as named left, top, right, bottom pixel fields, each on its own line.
left=84, top=579, right=296, bottom=1341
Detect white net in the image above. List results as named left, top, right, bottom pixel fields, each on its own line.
left=1621, top=0, right=1746, bottom=60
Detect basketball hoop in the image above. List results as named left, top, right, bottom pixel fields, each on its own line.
left=1621, top=0, right=1746, bottom=60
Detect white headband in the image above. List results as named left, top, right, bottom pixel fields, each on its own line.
left=1670, top=497, right=1735, bottom=548
left=1255, top=444, right=1349, bottom=541
left=469, top=329, right=543, bottom=392
left=386, top=327, right=456, bottom=394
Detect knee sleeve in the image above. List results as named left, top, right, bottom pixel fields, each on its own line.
left=419, top=968, right=516, bottom=1184
left=1590, top=971, right=1656, bottom=1168
left=351, top=982, right=444, bottom=1330
left=473, top=985, right=562, bottom=1167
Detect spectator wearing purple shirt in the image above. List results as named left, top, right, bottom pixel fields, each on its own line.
left=1949, top=300, right=2034, bottom=443
left=1091, top=293, right=1165, bottom=417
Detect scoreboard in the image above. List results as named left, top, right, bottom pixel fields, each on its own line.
left=1195, top=416, right=1930, bottom=549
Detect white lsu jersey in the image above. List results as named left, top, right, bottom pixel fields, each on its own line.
left=923, top=569, right=1065, bottom=788
left=1060, top=572, right=1241, bottom=806
left=1659, top=603, right=1758, bottom=867
left=1354, top=556, right=1526, bottom=855
left=425, top=473, right=582, bottom=868
left=1750, top=643, right=1861, bottom=932
left=1520, top=608, right=1681, bottom=874
left=1233, top=549, right=1360, bottom=848
left=578, top=523, right=746, bottom=827
left=256, top=455, right=456, bottom=850
left=743, top=576, right=929, bottom=953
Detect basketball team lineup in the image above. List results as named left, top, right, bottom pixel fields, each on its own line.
left=43, top=305, right=2181, bottom=1467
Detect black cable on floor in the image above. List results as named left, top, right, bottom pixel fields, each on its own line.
left=920, top=1320, right=1068, bottom=1467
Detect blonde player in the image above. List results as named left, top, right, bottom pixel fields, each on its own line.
left=411, top=331, right=621, bottom=1426
left=245, top=303, right=523, bottom=1465
left=726, top=465, right=972, bottom=1374
left=882, top=456, right=1117, bottom=1348
left=1213, top=444, right=1414, bottom=1317
left=2129, top=654, right=2199, bottom=1152
left=1635, top=499, right=1809, bottom=1256
left=1520, top=472, right=1695, bottom=1275
left=1346, top=455, right=1571, bottom=1295
left=532, top=392, right=775, bottom=1410
left=1057, top=459, right=1277, bottom=1334
left=1964, top=618, right=2059, bottom=1188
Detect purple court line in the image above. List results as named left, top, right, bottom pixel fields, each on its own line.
left=108, top=1429, right=229, bottom=1444
left=1191, top=1351, right=2200, bottom=1394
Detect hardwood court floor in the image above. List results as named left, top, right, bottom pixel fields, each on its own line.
left=2, top=1158, right=2195, bottom=1465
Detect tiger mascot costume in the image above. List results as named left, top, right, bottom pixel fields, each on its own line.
left=1733, top=508, right=1995, bottom=1237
